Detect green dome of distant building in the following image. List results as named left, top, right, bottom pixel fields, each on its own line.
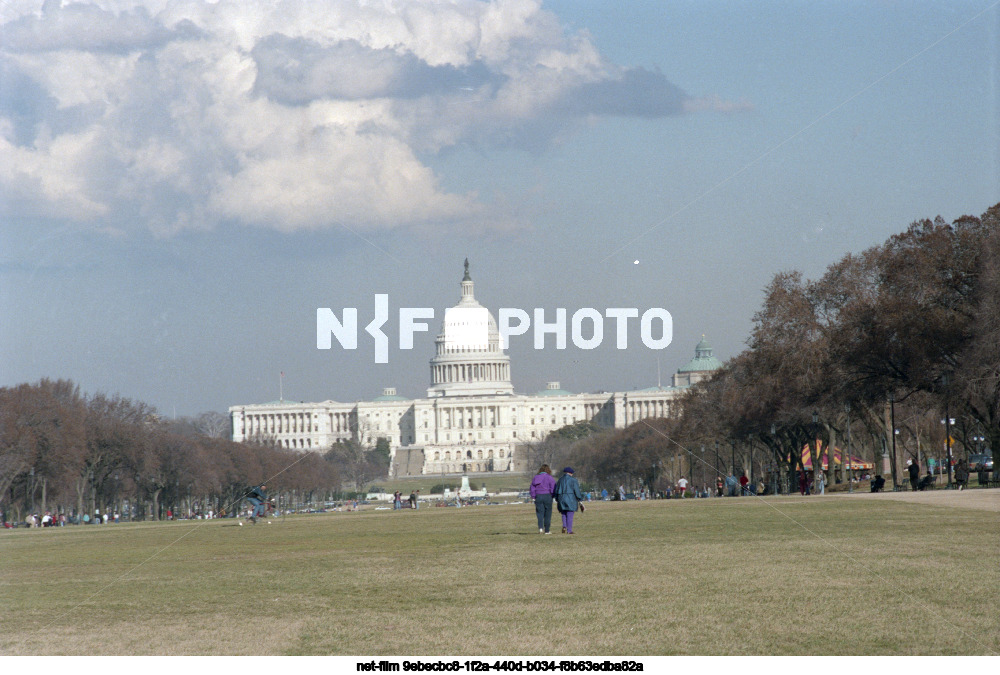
left=671, top=336, right=723, bottom=387
left=677, top=336, right=723, bottom=373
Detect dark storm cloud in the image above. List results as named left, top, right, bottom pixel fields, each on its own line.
left=557, top=67, right=688, bottom=118
left=251, top=35, right=503, bottom=104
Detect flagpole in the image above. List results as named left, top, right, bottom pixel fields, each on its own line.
left=280, top=371, right=284, bottom=402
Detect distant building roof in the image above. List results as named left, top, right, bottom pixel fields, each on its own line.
left=677, top=336, right=723, bottom=373
left=532, top=381, right=574, bottom=397
left=373, top=387, right=408, bottom=402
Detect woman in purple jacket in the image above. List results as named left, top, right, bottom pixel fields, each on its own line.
left=529, top=464, right=556, bottom=534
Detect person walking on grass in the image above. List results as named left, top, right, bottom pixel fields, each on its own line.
left=529, top=464, right=556, bottom=534
left=246, top=484, right=268, bottom=524
left=955, top=458, right=969, bottom=491
left=554, top=467, right=584, bottom=534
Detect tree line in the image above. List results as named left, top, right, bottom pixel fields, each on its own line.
left=0, top=380, right=371, bottom=523
left=545, top=203, right=1000, bottom=493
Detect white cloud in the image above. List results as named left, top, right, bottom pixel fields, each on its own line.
left=0, top=0, right=715, bottom=235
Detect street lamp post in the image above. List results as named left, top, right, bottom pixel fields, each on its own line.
left=845, top=404, right=853, bottom=493
left=770, top=424, right=778, bottom=494
left=700, top=445, right=705, bottom=495
left=943, top=415, right=954, bottom=488
left=890, top=393, right=898, bottom=490
left=941, top=374, right=953, bottom=487
left=747, top=434, right=754, bottom=492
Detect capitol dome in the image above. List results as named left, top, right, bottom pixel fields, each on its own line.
left=427, top=260, right=514, bottom=398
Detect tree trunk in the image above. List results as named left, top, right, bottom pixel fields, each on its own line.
left=76, top=477, right=86, bottom=523
left=152, top=489, right=161, bottom=521
left=40, top=477, right=47, bottom=514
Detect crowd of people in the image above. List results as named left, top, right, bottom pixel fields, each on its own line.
left=3, top=508, right=122, bottom=528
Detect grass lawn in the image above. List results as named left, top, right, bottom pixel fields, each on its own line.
left=1, top=490, right=997, bottom=655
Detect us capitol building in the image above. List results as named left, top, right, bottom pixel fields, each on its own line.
left=229, top=262, right=722, bottom=477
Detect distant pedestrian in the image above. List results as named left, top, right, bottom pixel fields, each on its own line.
left=955, top=459, right=969, bottom=490
left=618, top=485, right=626, bottom=502
left=554, top=467, right=584, bottom=534
left=815, top=472, right=825, bottom=495
left=677, top=477, right=688, bottom=497
left=601, top=488, right=608, bottom=501
left=529, top=464, right=556, bottom=534
left=798, top=471, right=809, bottom=495
left=716, top=476, right=724, bottom=497
left=907, top=459, right=920, bottom=491
left=393, top=491, right=402, bottom=510
left=726, top=474, right=738, bottom=497
left=739, top=472, right=749, bottom=496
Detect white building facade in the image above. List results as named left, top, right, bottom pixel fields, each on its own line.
left=229, top=262, right=722, bottom=476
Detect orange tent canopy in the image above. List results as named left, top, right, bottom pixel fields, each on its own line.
left=795, top=441, right=874, bottom=471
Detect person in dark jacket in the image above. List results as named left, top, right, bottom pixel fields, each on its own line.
left=954, top=458, right=969, bottom=490
left=529, top=464, right=556, bottom=534
left=907, top=459, right=920, bottom=491
left=554, top=467, right=584, bottom=534
left=247, top=484, right=267, bottom=524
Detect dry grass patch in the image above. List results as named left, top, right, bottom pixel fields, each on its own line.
left=1, top=492, right=997, bottom=655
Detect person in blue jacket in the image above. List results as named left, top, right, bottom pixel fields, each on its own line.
left=246, top=484, right=268, bottom=524
left=554, top=467, right=584, bottom=534
left=529, top=464, right=556, bottom=534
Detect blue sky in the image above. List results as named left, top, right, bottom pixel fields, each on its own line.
left=1, top=0, right=997, bottom=418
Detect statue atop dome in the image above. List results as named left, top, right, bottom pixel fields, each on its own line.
left=463, top=258, right=471, bottom=281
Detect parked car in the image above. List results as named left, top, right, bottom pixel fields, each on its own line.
left=969, top=452, right=993, bottom=472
